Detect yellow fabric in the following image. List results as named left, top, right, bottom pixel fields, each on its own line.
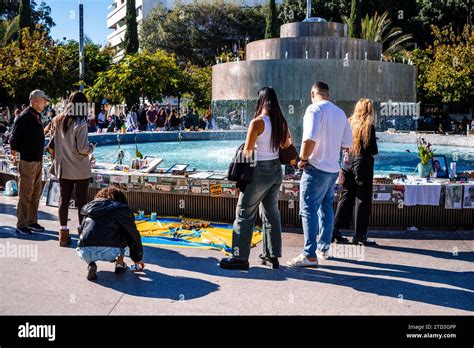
left=135, top=216, right=262, bottom=255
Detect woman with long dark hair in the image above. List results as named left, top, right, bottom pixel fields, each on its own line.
left=332, top=98, right=378, bottom=246
left=51, top=91, right=95, bottom=246
left=220, top=87, right=292, bottom=270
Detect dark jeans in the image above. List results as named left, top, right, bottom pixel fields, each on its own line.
left=334, top=156, right=374, bottom=238
left=59, top=178, right=90, bottom=227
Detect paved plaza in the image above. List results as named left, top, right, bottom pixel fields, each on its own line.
left=0, top=195, right=473, bottom=315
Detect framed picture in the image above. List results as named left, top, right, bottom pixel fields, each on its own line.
left=46, top=179, right=61, bottom=207
left=445, top=185, right=463, bottom=209
left=462, top=185, right=474, bottom=209
left=432, top=155, right=449, bottom=178
left=166, top=164, right=189, bottom=173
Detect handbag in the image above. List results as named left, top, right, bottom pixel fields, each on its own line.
left=279, top=144, right=299, bottom=165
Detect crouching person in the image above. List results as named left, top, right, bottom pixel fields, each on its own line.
left=76, top=186, right=145, bottom=281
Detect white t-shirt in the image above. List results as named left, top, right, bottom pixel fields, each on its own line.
left=301, top=100, right=353, bottom=173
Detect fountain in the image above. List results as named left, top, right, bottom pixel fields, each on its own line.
left=211, top=5, right=416, bottom=144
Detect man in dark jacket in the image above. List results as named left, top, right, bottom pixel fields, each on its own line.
left=77, top=186, right=145, bottom=281
left=10, top=90, right=49, bottom=235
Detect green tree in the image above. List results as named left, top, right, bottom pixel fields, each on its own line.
left=185, top=65, right=212, bottom=110
left=140, top=3, right=266, bottom=66
left=123, top=0, right=139, bottom=54
left=0, top=1, right=54, bottom=46
left=346, top=0, right=361, bottom=38
left=360, top=11, right=413, bottom=61
left=86, top=50, right=180, bottom=107
left=18, top=0, right=31, bottom=47
left=412, top=25, right=474, bottom=105
left=0, top=16, right=19, bottom=47
left=61, top=39, right=113, bottom=88
left=265, top=0, right=279, bottom=39
left=0, top=27, right=76, bottom=106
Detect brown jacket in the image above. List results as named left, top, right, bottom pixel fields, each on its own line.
left=51, top=116, right=93, bottom=180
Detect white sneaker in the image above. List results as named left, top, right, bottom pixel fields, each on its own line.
left=286, top=254, right=318, bottom=268
left=316, top=249, right=330, bottom=260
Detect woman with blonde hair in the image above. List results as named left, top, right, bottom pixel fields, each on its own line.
left=332, top=98, right=378, bottom=246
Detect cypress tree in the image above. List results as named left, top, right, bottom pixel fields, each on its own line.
left=264, top=0, right=279, bottom=39
left=348, top=0, right=361, bottom=38
left=124, top=0, right=139, bottom=54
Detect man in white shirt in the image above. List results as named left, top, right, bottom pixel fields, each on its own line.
left=287, top=81, right=353, bottom=268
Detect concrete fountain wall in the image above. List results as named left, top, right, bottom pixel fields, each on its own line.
left=212, top=21, right=417, bottom=145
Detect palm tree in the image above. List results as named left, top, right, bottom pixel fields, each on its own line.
left=360, top=11, right=413, bottom=61
left=0, top=16, right=20, bottom=47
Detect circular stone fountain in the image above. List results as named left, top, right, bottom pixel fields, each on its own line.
left=211, top=21, right=417, bottom=144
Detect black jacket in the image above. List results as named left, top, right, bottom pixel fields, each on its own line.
left=227, top=143, right=254, bottom=192
left=10, top=107, right=45, bottom=162
left=79, top=199, right=144, bottom=262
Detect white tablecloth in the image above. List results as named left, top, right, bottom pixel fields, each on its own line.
left=402, top=180, right=442, bottom=206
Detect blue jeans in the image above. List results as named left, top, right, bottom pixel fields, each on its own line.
left=76, top=246, right=126, bottom=264
left=299, top=164, right=339, bottom=257
left=147, top=123, right=157, bottom=131
left=232, top=159, right=283, bottom=260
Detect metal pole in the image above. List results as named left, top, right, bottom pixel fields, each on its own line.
left=79, top=0, right=84, bottom=91
left=306, top=0, right=311, bottom=19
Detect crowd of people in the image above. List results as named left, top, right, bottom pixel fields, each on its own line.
left=87, top=103, right=214, bottom=133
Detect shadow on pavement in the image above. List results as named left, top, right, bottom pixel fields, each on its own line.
left=90, top=265, right=219, bottom=301
left=0, top=202, right=58, bottom=222
left=141, top=245, right=474, bottom=312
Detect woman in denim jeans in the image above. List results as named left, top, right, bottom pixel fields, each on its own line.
left=220, top=87, right=292, bottom=270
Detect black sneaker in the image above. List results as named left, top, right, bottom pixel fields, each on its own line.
left=87, top=262, right=98, bottom=281
left=219, top=257, right=249, bottom=270
left=258, top=254, right=279, bottom=269
left=332, top=235, right=350, bottom=244
left=352, top=236, right=377, bottom=246
left=28, top=223, right=45, bottom=232
left=16, top=226, right=32, bottom=235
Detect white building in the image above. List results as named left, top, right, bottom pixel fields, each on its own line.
left=107, top=0, right=275, bottom=62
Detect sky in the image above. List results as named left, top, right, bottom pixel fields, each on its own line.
left=47, top=0, right=112, bottom=46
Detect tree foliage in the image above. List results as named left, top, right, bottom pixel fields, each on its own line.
left=410, top=25, right=474, bottom=104
left=346, top=0, right=361, bottom=38
left=0, top=27, right=75, bottom=106
left=86, top=50, right=181, bottom=106
left=359, top=11, right=413, bottom=60
left=140, top=3, right=266, bottom=66
left=265, top=0, right=279, bottom=39
left=123, top=0, right=139, bottom=54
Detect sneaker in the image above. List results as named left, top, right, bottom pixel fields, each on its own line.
left=87, top=262, right=97, bottom=281
left=286, top=254, right=318, bottom=268
left=114, top=261, right=128, bottom=274
left=352, top=236, right=377, bottom=246
left=219, top=257, right=249, bottom=270
left=258, top=254, right=279, bottom=269
left=28, top=223, right=45, bottom=232
left=16, top=226, right=32, bottom=235
left=332, top=235, right=350, bottom=244
left=316, top=249, right=330, bottom=260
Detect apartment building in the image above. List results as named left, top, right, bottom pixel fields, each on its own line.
left=107, top=0, right=275, bottom=61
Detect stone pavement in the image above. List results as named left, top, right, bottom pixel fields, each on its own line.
left=0, top=195, right=473, bottom=315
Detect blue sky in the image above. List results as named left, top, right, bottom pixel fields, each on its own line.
left=47, top=0, right=112, bottom=46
